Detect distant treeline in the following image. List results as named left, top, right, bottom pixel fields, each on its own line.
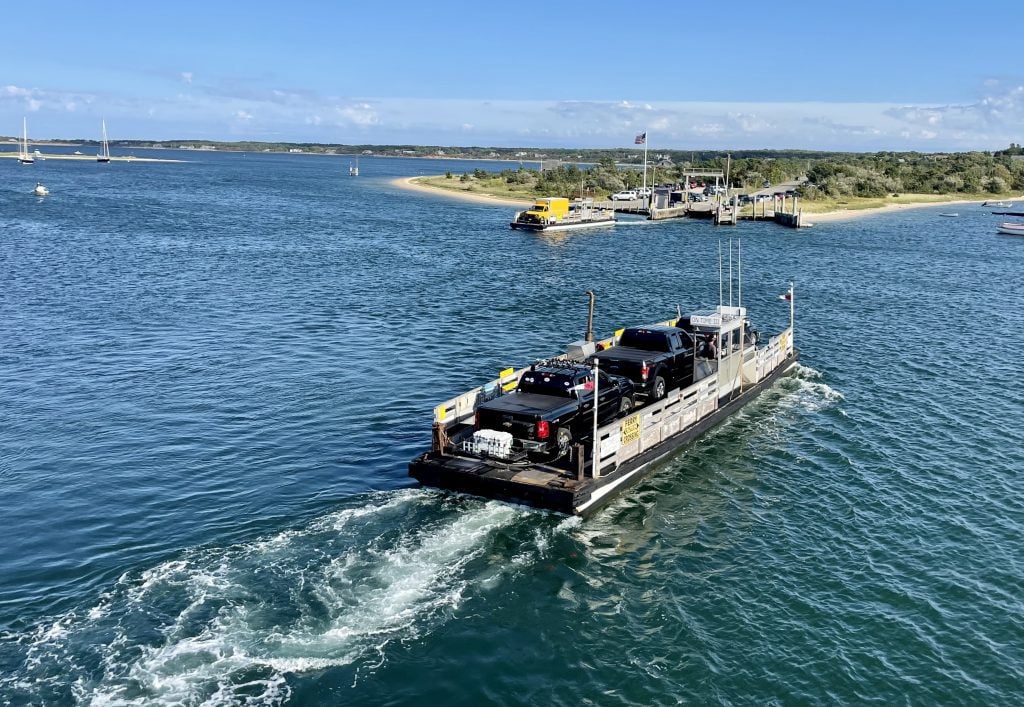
left=446, top=147, right=1024, bottom=200
left=26, top=137, right=1019, bottom=197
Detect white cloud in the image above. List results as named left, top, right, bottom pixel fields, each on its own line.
left=5, top=77, right=1022, bottom=150
left=180, top=72, right=193, bottom=84
left=336, top=102, right=378, bottom=126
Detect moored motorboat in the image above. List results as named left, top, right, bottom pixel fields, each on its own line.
left=996, top=222, right=1024, bottom=236
left=33, top=183, right=49, bottom=196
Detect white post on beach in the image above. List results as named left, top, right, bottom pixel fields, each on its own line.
left=591, top=358, right=601, bottom=478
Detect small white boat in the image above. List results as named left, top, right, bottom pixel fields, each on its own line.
left=939, top=213, right=958, bottom=217
left=984, top=201, right=1014, bottom=208
left=996, top=222, right=1024, bottom=235
left=33, top=183, right=49, bottom=196
left=73, top=150, right=83, bottom=155
left=349, top=157, right=359, bottom=176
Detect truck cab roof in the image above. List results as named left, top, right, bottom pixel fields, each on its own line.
left=616, top=325, right=693, bottom=352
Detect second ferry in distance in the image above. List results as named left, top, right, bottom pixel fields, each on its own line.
left=510, top=197, right=616, bottom=232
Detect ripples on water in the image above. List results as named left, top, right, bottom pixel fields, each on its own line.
left=1, top=153, right=1022, bottom=704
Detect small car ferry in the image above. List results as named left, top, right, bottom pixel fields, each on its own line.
left=409, top=284, right=799, bottom=516
left=510, top=197, right=616, bottom=232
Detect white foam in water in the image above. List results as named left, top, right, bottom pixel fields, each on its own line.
left=789, top=365, right=844, bottom=413
left=2, top=489, right=530, bottom=706
left=273, top=501, right=522, bottom=667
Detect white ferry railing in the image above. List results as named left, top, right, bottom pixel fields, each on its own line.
left=435, top=326, right=793, bottom=435
left=749, top=326, right=792, bottom=387
left=594, top=374, right=719, bottom=476
left=433, top=365, right=533, bottom=426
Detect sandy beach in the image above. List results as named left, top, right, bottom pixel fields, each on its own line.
left=391, top=177, right=532, bottom=207
left=803, top=198, right=998, bottom=224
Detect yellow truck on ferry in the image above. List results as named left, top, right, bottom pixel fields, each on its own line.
left=509, top=197, right=615, bottom=232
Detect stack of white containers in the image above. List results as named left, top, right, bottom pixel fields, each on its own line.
left=463, top=429, right=514, bottom=459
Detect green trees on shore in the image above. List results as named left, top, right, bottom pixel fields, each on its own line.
left=455, top=146, right=1024, bottom=200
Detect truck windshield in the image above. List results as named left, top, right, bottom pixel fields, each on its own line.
left=618, top=328, right=670, bottom=351
left=517, top=371, right=580, bottom=398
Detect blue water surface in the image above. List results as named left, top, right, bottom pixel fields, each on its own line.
left=1, top=151, right=1022, bottom=705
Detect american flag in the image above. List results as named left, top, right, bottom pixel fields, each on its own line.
left=634, top=132, right=646, bottom=145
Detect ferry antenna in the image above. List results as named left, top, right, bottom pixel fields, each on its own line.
left=718, top=241, right=723, bottom=309
left=728, top=238, right=733, bottom=307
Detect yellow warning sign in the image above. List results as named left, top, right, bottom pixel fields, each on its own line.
left=500, top=367, right=517, bottom=392
left=621, top=414, right=641, bottom=444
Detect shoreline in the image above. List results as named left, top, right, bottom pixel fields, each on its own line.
left=390, top=176, right=533, bottom=207
left=803, top=198, right=1000, bottom=224
left=393, top=176, right=1017, bottom=221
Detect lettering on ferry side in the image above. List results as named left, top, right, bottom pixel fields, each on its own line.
left=621, top=414, right=641, bottom=444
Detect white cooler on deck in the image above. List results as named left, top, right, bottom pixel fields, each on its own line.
left=467, top=429, right=514, bottom=458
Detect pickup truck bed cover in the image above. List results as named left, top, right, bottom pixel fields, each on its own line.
left=473, top=392, right=572, bottom=415
left=595, top=346, right=655, bottom=362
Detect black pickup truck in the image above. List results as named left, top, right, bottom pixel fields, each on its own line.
left=474, top=361, right=635, bottom=460
left=591, top=324, right=695, bottom=400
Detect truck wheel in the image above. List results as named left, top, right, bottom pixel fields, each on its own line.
left=556, top=428, right=572, bottom=456
left=652, top=376, right=667, bottom=400
left=619, top=396, right=634, bottom=417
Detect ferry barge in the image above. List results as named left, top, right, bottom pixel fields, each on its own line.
left=409, top=285, right=799, bottom=516
left=510, top=197, right=616, bottom=232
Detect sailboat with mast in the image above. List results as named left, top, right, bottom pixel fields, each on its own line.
left=18, top=117, right=34, bottom=165
left=349, top=156, right=359, bottom=176
left=97, top=120, right=111, bottom=163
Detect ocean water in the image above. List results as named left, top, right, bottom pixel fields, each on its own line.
left=1, top=151, right=1022, bottom=705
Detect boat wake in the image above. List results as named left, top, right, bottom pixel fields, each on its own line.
left=0, top=489, right=548, bottom=705
left=779, top=363, right=844, bottom=413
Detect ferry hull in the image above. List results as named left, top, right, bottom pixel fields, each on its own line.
left=510, top=217, right=616, bottom=232
left=410, top=352, right=799, bottom=516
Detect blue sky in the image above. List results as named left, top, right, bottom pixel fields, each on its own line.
left=3, top=0, right=1021, bottom=151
